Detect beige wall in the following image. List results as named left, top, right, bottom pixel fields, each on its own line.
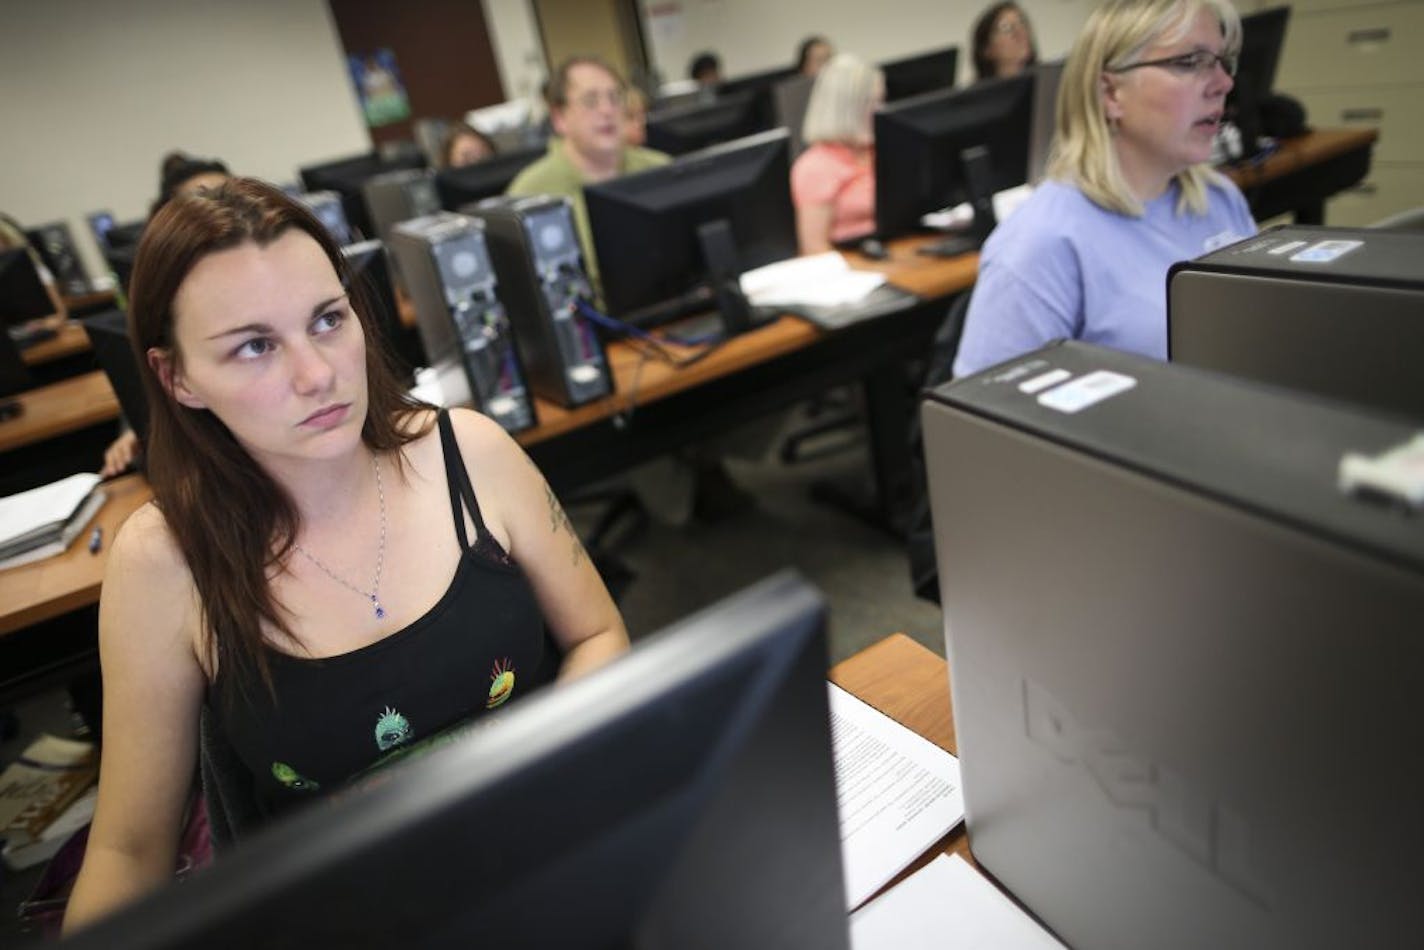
left=0, top=0, right=370, bottom=277
left=637, top=0, right=1095, bottom=87
left=481, top=0, right=551, bottom=107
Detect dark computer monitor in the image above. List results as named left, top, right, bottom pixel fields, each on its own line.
left=62, top=571, right=851, bottom=950
left=434, top=145, right=545, bottom=211
left=342, top=239, right=420, bottom=381
left=645, top=90, right=766, bottom=156
left=1229, top=6, right=1291, bottom=157
left=0, top=247, right=55, bottom=327
left=298, top=151, right=427, bottom=242
left=87, top=210, right=116, bottom=253
left=81, top=309, right=149, bottom=444
left=104, top=220, right=147, bottom=251
left=586, top=129, right=796, bottom=331
left=874, top=72, right=1034, bottom=241
left=26, top=221, right=93, bottom=295
left=879, top=46, right=959, bottom=102
left=0, top=329, right=34, bottom=405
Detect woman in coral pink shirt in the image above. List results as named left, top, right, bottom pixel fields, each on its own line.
left=790, top=54, right=884, bottom=253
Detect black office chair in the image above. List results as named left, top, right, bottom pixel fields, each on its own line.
left=905, top=289, right=972, bottom=604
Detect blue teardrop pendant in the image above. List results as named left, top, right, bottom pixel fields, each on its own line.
left=372, top=596, right=385, bottom=619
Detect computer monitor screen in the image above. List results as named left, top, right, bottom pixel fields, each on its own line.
left=874, top=72, right=1034, bottom=238
left=62, top=571, right=851, bottom=950
left=87, top=211, right=116, bottom=253
left=435, top=145, right=544, bottom=211
left=0, top=329, right=34, bottom=400
left=771, top=74, right=815, bottom=156
left=586, top=129, right=796, bottom=326
left=1026, top=59, right=1065, bottom=183
left=1230, top=6, right=1290, bottom=154
left=879, top=46, right=959, bottom=101
left=81, top=309, right=149, bottom=443
left=716, top=64, right=798, bottom=100
left=298, top=151, right=427, bottom=241
left=0, top=248, right=54, bottom=327
left=645, top=91, right=765, bottom=156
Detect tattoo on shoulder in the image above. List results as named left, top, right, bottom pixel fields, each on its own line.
left=544, top=482, right=587, bottom=567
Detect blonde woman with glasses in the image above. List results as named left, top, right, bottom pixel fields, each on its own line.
left=954, top=0, right=1256, bottom=378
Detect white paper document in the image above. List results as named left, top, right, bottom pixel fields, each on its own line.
left=739, top=253, right=886, bottom=309
left=0, top=472, right=101, bottom=547
left=919, top=183, right=1037, bottom=231
left=828, top=682, right=965, bottom=910
left=850, top=854, right=1066, bottom=949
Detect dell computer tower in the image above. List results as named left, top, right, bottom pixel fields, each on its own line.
left=922, top=340, right=1424, bottom=949
left=388, top=212, right=536, bottom=433
left=362, top=169, right=442, bottom=245
left=464, top=195, right=612, bottom=408
left=1169, top=224, right=1424, bottom=421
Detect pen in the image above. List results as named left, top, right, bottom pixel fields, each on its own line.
left=88, top=527, right=103, bottom=555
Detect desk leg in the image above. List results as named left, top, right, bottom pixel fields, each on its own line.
left=1294, top=199, right=1325, bottom=226
left=810, top=363, right=915, bottom=538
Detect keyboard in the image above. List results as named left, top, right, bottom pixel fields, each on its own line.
left=6, top=325, right=59, bottom=350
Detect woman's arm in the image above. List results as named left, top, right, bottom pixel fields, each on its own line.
left=446, top=410, right=630, bottom=682
left=795, top=201, right=837, bottom=256
left=63, top=506, right=208, bottom=934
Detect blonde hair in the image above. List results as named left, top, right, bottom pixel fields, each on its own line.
left=801, top=54, right=884, bottom=147
left=1047, top=0, right=1241, bottom=216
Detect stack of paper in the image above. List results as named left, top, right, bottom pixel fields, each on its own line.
left=850, top=854, right=1066, bottom=949
left=740, top=253, right=887, bottom=310
left=828, top=683, right=965, bottom=910
left=0, top=472, right=106, bottom=570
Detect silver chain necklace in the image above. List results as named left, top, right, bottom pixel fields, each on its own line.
left=293, top=453, right=387, bottom=620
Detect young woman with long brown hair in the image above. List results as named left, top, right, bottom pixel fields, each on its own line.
left=63, top=178, right=629, bottom=931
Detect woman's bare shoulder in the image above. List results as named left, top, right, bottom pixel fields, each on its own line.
left=107, top=501, right=192, bottom=588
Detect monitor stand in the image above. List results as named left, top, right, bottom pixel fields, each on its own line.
left=917, top=145, right=1000, bottom=258
left=660, top=219, right=764, bottom=345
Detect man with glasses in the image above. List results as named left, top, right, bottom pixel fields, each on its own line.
left=507, top=57, right=670, bottom=290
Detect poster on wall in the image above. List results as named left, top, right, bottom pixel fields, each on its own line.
left=348, top=48, right=411, bottom=128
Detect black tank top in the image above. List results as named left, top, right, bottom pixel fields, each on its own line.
left=211, top=410, right=556, bottom=818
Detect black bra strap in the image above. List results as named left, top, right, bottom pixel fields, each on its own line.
left=436, top=409, right=490, bottom=551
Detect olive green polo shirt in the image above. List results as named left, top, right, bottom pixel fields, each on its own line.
left=505, top=138, right=670, bottom=296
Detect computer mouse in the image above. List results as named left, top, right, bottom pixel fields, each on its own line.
left=858, top=238, right=889, bottom=260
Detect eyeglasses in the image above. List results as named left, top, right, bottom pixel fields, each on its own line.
left=571, top=88, right=626, bottom=111
left=1109, top=49, right=1237, bottom=78
left=995, top=17, right=1027, bottom=35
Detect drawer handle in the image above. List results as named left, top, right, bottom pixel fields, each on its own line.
left=1347, top=27, right=1391, bottom=44
left=1341, top=108, right=1384, bottom=122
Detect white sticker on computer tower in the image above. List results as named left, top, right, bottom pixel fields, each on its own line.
left=1290, top=240, right=1363, bottom=264
left=1018, top=368, right=1071, bottom=394
left=1037, top=370, right=1136, bottom=413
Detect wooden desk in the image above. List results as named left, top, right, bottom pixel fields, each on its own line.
left=20, top=320, right=91, bottom=367
left=0, top=370, right=120, bottom=454
left=1221, top=128, right=1377, bottom=224
left=830, top=633, right=979, bottom=881
left=515, top=235, right=974, bottom=529
left=0, top=474, right=151, bottom=637
left=61, top=287, right=118, bottom=314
